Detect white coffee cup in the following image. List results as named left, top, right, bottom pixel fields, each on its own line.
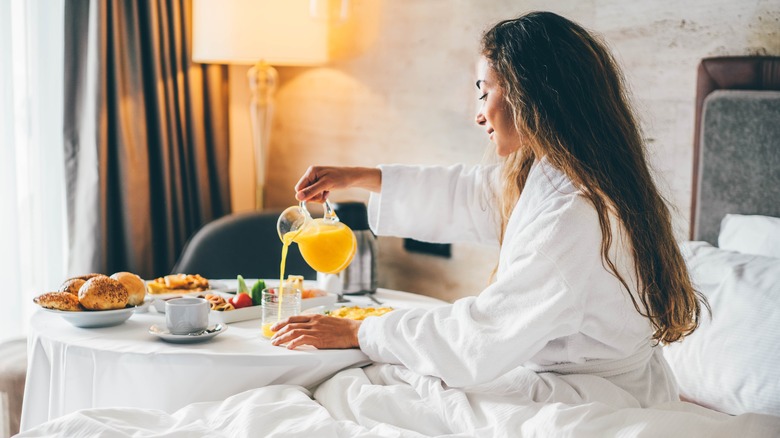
left=165, top=297, right=209, bottom=335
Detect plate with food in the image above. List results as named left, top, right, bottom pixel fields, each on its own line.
left=146, top=273, right=213, bottom=297
left=34, top=271, right=150, bottom=328
left=146, top=274, right=228, bottom=312
left=207, top=276, right=338, bottom=324
left=302, top=304, right=396, bottom=320
left=207, top=289, right=338, bottom=324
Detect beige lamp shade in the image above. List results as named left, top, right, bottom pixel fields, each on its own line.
left=192, top=0, right=330, bottom=66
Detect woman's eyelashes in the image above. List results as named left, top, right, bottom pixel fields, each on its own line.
left=479, top=93, right=488, bottom=101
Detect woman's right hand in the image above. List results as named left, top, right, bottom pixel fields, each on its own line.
left=295, top=166, right=381, bottom=203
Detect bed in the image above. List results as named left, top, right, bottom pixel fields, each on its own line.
left=664, top=56, right=780, bottom=420
left=16, top=58, right=780, bottom=437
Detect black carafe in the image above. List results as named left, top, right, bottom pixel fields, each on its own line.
left=331, top=202, right=377, bottom=295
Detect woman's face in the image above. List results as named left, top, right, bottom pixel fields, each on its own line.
left=475, top=58, right=522, bottom=156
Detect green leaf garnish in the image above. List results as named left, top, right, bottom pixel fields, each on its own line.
left=237, top=275, right=249, bottom=294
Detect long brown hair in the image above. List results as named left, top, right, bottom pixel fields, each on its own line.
left=481, top=11, right=708, bottom=344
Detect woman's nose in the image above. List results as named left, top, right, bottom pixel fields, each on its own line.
left=475, top=111, right=486, bottom=126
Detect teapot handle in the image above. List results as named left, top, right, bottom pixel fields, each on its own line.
left=299, top=199, right=340, bottom=223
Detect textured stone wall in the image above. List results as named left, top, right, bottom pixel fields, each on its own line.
left=229, top=0, right=780, bottom=302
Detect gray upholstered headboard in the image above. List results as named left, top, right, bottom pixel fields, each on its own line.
left=691, top=57, right=780, bottom=244
left=694, top=90, right=780, bottom=244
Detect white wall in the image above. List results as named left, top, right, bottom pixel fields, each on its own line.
left=229, top=0, right=780, bottom=302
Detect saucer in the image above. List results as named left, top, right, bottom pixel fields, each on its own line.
left=148, top=323, right=227, bottom=343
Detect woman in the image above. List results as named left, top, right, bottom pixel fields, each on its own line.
left=271, top=11, right=707, bottom=407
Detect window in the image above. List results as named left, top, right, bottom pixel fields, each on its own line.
left=0, top=0, right=67, bottom=341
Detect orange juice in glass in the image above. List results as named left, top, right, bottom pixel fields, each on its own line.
left=261, top=287, right=301, bottom=339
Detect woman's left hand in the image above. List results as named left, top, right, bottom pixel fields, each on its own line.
left=270, top=314, right=362, bottom=350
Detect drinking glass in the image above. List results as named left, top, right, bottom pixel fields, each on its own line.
left=261, top=286, right=302, bottom=339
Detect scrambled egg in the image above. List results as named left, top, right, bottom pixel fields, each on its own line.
left=326, top=306, right=394, bottom=320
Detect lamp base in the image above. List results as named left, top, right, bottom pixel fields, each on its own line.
left=247, top=61, right=279, bottom=210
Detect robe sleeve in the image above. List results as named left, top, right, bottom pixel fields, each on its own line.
left=357, top=241, right=587, bottom=388
left=367, top=164, right=500, bottom=246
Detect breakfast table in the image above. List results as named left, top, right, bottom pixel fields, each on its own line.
left=20, top=287, right=447, bottom=432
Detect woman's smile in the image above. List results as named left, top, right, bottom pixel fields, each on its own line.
left=475, top=57, right=521, bottom=156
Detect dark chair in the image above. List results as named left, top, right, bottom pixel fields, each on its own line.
left=172, top=211, right=316, bottom=280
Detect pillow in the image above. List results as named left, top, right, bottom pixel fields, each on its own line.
left=663, top=241, right=780, bottom=416
left=719, top=214, right=780, bottom=258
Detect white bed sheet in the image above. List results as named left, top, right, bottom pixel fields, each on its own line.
left=17, top=362, right=780, bottom=437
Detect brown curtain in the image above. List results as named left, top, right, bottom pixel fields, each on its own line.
left=64, top=0, right=230, bottom=279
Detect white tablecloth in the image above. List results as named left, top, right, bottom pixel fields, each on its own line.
left=20, top=288, right=446, bottom=432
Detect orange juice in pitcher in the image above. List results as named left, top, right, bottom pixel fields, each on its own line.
left=293, top=218, right=357, bottom=274
left=277, top=200, right=357, bottom=275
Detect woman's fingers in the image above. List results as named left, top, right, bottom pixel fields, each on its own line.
left=270, top=314, right=323, bottom=342
left=293, top=166, right=381, bottom=201
left=295, top=178, right=332, bottom=202
left=294, top=166, right=339, bottom=202
left=270, top=315, right=361, bottom=349
left=286, top=334, right=320, bottom=350
left=294, top=167, right=319, bottom=200
left=294, top=166, right=319, bottom=193
left=272, top=314, right=313, bottom=330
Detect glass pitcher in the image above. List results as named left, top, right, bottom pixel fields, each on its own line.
left=277, top=200, right=357, bottom=274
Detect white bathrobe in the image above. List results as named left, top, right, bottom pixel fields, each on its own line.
left=360, top=157, right=679, bottom=407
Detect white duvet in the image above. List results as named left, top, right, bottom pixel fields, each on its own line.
left=18, top=363, right=780, bottom=437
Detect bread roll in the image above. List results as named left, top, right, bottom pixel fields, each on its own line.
left=59, top=278, right=86, bottom=295
left=110, top=272, right=146, bottom=306
left=78, top=276, right=128, bottom=310
left=73, top=273, right=105, bottom=281
left=34, top=292, right=82, bottom=311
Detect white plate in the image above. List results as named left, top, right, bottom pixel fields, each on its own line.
left=207, top=280, right=230, bottom=291
left=148, top=323, right=227, bottom=343
left=209, top=304, right=262, bottom=324
left=302, top=303, right=396, bottom=318
left=218, top=279, right=318, bottom=294
left=41, top=305, right=138, bottom=328
left=301, top=293, right=339, bottom=311
left=210, top=293, right=339, bottom=324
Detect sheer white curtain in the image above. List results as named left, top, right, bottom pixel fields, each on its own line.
left=0, top=0, right=67, bottom=342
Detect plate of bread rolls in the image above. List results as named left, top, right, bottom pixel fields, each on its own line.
left=34, top=272, right=149, bottom=328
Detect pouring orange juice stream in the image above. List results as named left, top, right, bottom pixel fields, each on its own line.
left=263, top=202, right=357, bottom=338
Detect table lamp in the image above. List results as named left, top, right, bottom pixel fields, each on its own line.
left=192, top=0, right=331, bottom=209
